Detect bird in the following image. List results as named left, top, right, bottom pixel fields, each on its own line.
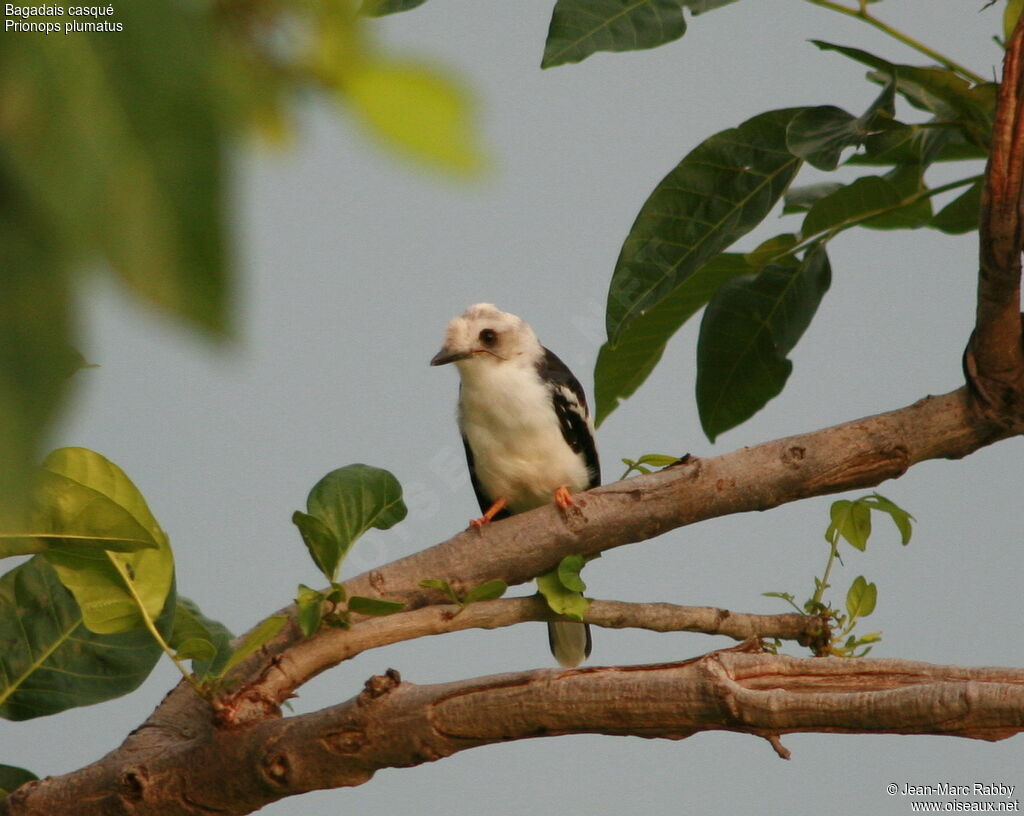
left=430, top=303, right=600, bottom=667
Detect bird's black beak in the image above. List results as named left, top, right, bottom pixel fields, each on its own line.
left=430, top=346, right=470, bottom=366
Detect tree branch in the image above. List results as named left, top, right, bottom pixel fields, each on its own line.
left=7, top=648, right=1024, bottom=815
left=248, top=597, right=830, bottom=707
left=970, top=11, right=1024, bottom=412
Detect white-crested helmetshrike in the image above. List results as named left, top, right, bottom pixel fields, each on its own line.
left=430, top=303, right=600, bottom=667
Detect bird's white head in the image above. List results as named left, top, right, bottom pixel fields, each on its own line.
left=430, top=303, right=541, bottom=369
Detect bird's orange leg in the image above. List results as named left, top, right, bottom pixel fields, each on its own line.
left=470, top=496, right=507, bottom=530
left=553, top=486, right=575, bottom=509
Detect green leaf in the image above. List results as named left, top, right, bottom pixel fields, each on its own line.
left=360, top=0, right=431, bottom=16
left=292, top=511, right=341, bottom=583
left=296, top=584, right=325, bottom=638
left=169, top=596, right=233, bottom=676
left=812, top=42, right=994, bottom=147
left=801, top=175, right=923, bottom=238
left=828, top=499, right=872, bottom=551
left=344, top=59, right=485, bottom=175
left=930, top=180, right=982, bottom=234
left=845, top=575, right=877, bottom=619
left=786, top=78, right=895, bottom=170
left=0, top=764, right=37, bottom=799
left=0, top=556, right=167, bottom=720
left=696, top=245, right=832, bottom=441
left=594, top=253, right=754, bottom=425
left=0, top=3, right=227, bottom=335
left=173, top=637, right=216, bottom=662
left=0, top=470, right=158, bottom=559
left=537, top=570, right=590, bottom=621
left=863, top=493, right=914, bottom=545
left=300, top=465, right=407, bottom=581
left=541, top=0, right=687, bottom=69
left=463, top=579, right=508, bottom=604
left=1006, top=0, right=1024, bottom=41
left=847, top=126, right=987, bottom=166
left=605, top=108, right=805, bottom=347
left=0, top=187, right=73, bottom=526
left=217, top=616, right=287, bottom=679
left=557, top=554, right=588, bottom=593
left=860, top=165, right=933, bottom=230
left=38, top=448, right=174, bottom=635
left=419, top=578, right=462, bottom=605
left=348, top=596, right=405, bottom=616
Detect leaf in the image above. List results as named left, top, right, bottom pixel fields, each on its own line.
left=605, top=108, right=805, bottom=347
left=696, top=245, right=832, bottom=441
left=557, top=554, right=588, bottom=593
left=344, top=59, right=485, bottom=175
left=860, top=165, right=932, bottom=230
left=845, top=575, right=877, bottom=620
left=0, top=469, right=158, bottom=559
left=0, top=3, right=227, bottom=335
left=743, top=233, right=800, bottom=268
left=292, top=511, right=341, bottom=583
left=38, top=448, right=175, bottom=635
left=541, top=0, right=687, bottom=69
left=594, top=253, right=754, bottom=425
left=463, top=579, right=508, bottom=604
left=930, top=180, right=982, bottom=234
left=173, top=637, right=216, bottom=662
left=419, top=578, right=462, bottom=605
left=786, top=78, right=895, bottom=170
left=800, top=176, right=903, bottom=238
left=0, top=764, right=37, bottom=799
left=537, top=570, right=590, bottom=621
left=299, top=465, right=407, bottom=582
left=812, top=42, right=994, bottom=146
left=863, top=494, right=914, bottom=545
left=0, top=556, right=166, bottom=721
left=169, top=596, right=233, bottom=676
left=296, top=584, right=325, bottom=638
left=0, top=188, right=73, bottom=527
left=828, top=499, right=872, bottom=551
left=217, top=616, right=287, bottom=678
left=348, top=596, right=405, bottom=615
left=847, top=126, right=987, bottom=166
left=360, top=0, right=431, bottom=16
left=1006, top=0, right=1024, bottom=41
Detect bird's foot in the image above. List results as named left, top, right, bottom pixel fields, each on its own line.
left=469, top=496, right=508, bottom=530
left=553, top=486, right=586, bottom=529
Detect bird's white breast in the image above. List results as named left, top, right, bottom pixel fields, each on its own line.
left=458, top=361, right=590, bottom=513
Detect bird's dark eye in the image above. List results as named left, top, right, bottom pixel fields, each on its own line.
left=479, top=328, right=497, bottom=346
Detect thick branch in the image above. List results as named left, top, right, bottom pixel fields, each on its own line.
left=972, top=11, right=1024, bottom=409
left=8, top=649, right=1024, bottom=815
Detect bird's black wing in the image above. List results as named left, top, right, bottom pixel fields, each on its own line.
left=537, top=347, right=600, bottom=488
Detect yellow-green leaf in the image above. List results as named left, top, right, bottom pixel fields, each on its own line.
left=38, top=448, right=174, bottom=635
left=345, top=59, right=485, bottom=175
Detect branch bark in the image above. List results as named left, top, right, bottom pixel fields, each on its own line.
left=7, top=647, right=1024, bottom=815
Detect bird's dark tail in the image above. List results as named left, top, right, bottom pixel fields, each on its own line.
left=547, top=620, right=592, bottom=668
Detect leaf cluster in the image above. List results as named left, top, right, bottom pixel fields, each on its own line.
left=765, top=493, right=914, bottom=657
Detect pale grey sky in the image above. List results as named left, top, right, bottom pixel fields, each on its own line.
left=6, top=2, right=1023, bottom=814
